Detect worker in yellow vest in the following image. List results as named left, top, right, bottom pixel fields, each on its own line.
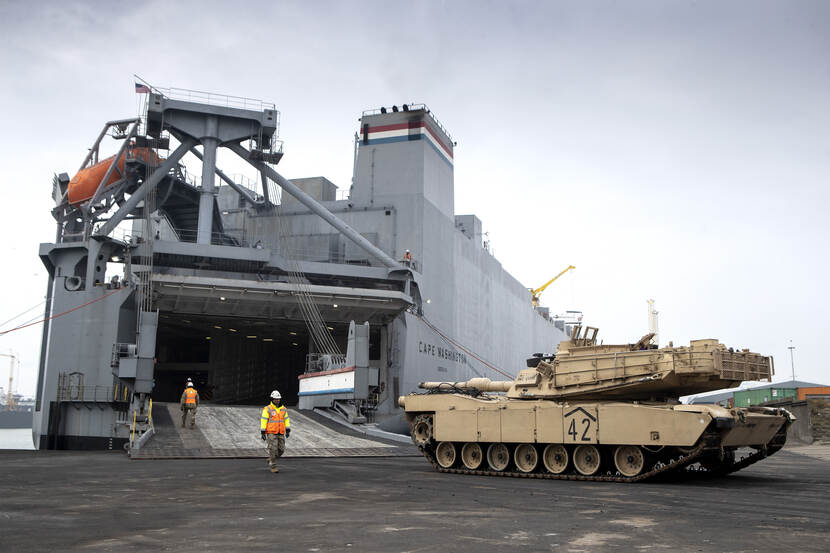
left=179, top=382, right=199, bottom=428
left=261, top=390, right=291, bottom=473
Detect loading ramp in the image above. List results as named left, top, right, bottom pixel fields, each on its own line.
left=131, top=403, right=417, bottom=459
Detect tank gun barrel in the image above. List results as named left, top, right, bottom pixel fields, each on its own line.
left=418, top=378, right=513, bottom=392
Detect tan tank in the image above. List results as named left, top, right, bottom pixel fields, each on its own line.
left=399, top=326, right=794, bottom=482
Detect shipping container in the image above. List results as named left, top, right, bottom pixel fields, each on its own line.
left=733, top=388, right=796, bottom=406
left=797, top=386, right=830, bottom=400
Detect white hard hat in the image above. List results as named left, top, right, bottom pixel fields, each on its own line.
left=187, top=382, right=193, bottom=387
left=406, top=249, right=410, bottom=252
left=270, top=390, right=281, bottom=400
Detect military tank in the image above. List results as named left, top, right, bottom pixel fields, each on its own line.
left=399, top=325, right=793, bottom=482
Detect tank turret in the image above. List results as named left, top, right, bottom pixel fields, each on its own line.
left=401, top=326, right=792, bottom=482
left=419, top=325, right=773, bottom=402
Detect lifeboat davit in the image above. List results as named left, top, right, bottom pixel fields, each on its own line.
left=68, top=147, right=162, bottom=205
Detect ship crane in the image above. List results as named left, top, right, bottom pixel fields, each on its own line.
left=530, top=265, right=576, bottom=307
left=0, top=352, right=17, bottom=411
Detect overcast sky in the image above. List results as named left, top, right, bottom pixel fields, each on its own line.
left=1, top=0, right=828, bottom=395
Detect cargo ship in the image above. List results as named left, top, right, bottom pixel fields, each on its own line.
left=33, top=88, right=570, bottom=449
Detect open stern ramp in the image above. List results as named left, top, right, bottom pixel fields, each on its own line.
left=131, top=403, right=415, bottom=459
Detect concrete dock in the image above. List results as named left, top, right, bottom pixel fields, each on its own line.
left=1, top=445, right=828, bottom=552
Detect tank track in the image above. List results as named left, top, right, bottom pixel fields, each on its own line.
left=682, top=424, right=789, bottom=477
left=416, top=423, right=790, bottom=483
left=417, top=436, right=714, bottom=483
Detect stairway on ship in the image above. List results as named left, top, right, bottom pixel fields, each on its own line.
left=131, top=403, right=416, bottom=459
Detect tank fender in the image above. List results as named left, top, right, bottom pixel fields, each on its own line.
left=673, top=404, right=731, bottom=419
left=747, top=405, right=797, bottom=422
left=674, top=404, right=735, bottom=428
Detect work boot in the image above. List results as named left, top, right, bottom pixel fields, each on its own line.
left=270, top=466, right=279, bottom=473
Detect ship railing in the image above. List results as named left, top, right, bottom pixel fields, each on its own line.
left=105, top=226, right=144, bottom=245
left=227, top=173, right=267, bottom=199
left=111, top=343, right=137, bottom=368
left=105, top=221, right=391, bottom=270
left=361, top=103, right=454, bottom=142
left=398, top=252, right=420, bottom=272
left=305, top=353, right=348, bottom=373
left=161, top=225, right=387, bottom=267
left=57, top=385, right=128, bottom=403
left=154, top=86, right=277, bottom=113
left=162, top=227, right=242, bottom=247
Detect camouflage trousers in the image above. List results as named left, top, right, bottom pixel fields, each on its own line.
left=181, top=405, right=197, bottom=428
left=266, top=433, right=285, bottom=468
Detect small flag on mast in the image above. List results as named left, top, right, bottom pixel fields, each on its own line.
left=135, top=82, right=151, bottom=94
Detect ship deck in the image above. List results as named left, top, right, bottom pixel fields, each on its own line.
left=1, top=445, right=828, bottom=552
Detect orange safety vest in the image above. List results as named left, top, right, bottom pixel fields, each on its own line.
left=263, top=404, right=287, bottom=434
left=184, top=388, right=198, bottom=405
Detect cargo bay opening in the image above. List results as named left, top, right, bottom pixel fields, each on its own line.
left=153, top=313, right=383, bottom=406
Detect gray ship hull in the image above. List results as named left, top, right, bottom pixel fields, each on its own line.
left=33, top=95, right=568, bottom=448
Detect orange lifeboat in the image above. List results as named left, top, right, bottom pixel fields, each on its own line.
left=68, top=147, right=163, bottom=205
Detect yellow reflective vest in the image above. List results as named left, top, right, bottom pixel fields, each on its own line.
left=261, top=403, right=290, bottom=434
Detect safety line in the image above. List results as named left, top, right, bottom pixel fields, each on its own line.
left=0, top=299, right=47, bottom=330
left=0, top=286, right=129, bottom=336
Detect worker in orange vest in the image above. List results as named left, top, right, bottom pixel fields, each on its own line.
left=180, top=382, right=199, bottom=428
left=403, top=249, right=412, bottom=266
left=260, top=390, right=291, bottom=473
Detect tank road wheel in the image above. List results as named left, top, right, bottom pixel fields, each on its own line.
left=411, top=414, right=433, bottom=447
left=573, top=445, right=601, bottom=476
left=542, top=444, right=569, bottom=474
left=514, top=444, right=538, bottom=473
left=461, top=442, right=484, bottom=470
left=614, top=445, right=645, bottom=477
left=435, top=442, right=457, bottom=468
left=487, top=443, right=510, bottom=471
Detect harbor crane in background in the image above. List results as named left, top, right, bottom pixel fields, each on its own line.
left=0, top=351, right=17, bottom=411
left=530, top=265, right=576, bottom=307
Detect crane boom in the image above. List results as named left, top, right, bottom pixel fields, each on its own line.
left=530, top=265, right=575, bottom=307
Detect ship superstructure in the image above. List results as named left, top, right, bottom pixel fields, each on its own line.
left=34, top=90, right=568, bottom=449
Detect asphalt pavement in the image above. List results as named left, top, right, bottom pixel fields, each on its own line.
left=0, top=446, right=828, bottom=552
